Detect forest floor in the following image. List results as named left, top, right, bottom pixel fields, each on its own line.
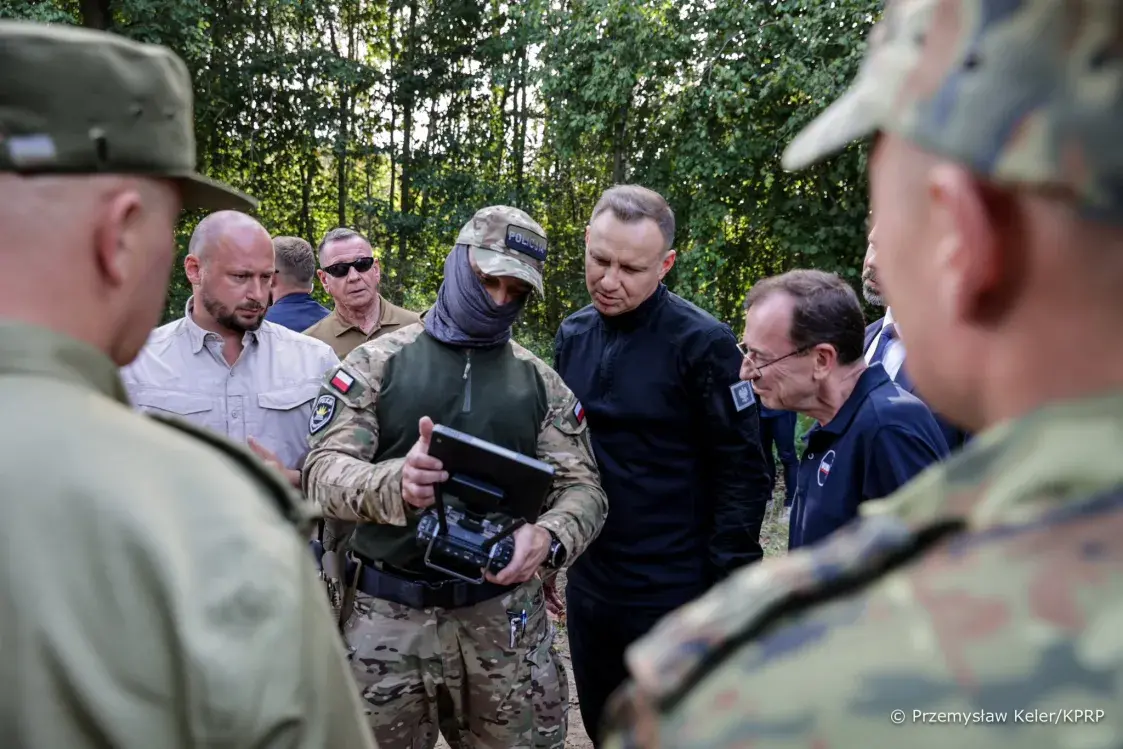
left=436, top=480, right=791, bottom=748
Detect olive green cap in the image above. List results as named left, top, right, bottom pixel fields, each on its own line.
left=0, top=20, right=257, bottom=211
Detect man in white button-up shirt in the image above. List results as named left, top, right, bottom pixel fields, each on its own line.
left=121, top=211, right=339, bottom=488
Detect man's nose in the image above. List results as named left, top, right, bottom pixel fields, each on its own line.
left=739, top=358, right=761, bottom=382
left=600, top=268, right=621, bottom=290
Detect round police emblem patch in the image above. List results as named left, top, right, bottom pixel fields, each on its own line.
left=817, top=449, right=836, bottom=487
left=309, top=394, right=337, bottom=435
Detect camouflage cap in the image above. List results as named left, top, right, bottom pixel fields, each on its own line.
left=0, top=20, right=256, bottom=211
left=782, top=0, right=1123, bottom=221
left=456, top=205, right=547, bottom=296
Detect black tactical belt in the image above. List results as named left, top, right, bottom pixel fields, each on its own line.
left=310, top=540, right=513, bottom=610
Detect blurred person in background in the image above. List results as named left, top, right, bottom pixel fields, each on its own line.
left=264, top=235, right=330, bottom=331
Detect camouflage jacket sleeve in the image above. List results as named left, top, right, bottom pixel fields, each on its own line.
left=513, top=343, right=608, bottom=564
left=302, top=341, right=409, bottom=526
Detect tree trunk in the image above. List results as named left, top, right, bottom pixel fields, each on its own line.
left=80, top=0, right=112, bottom=29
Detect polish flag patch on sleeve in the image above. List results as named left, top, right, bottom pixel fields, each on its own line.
left=330, top=369, right=355, bottom=394
left=573, top=401, right=585, bottom=424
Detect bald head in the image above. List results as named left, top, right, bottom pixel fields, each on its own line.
left=183, top=210, right=274, bottom=336
left=0, top=172, right=181, bottom=366
left=188, top=210, right=271, bottom=264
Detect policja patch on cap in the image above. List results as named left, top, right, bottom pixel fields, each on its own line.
left=0, top=20, right=257, bottom=212
left=456, top=205, right=548, bottom=296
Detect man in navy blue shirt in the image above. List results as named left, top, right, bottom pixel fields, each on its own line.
left=862, top=223, right=968, bottom=452
left=553, top=184, right=771, bottom=745
left=740, top=269, right=949, bottom=550
left=263, top=235, right=330, bottom=332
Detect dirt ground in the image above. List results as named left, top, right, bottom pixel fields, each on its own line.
left=437, top=484, right=791, bottom=748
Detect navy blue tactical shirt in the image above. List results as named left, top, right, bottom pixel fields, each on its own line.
left=789, top=363, right=949, bottom=550
left=264, top=292, right=330, bottom=333
left=554, top=283, right=772, bottom=609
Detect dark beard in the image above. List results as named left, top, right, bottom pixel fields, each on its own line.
left=201, top=290, right=265, bottom=333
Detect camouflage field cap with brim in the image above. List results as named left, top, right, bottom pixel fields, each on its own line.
left=782, top=0, right=1123, bottom=222
left=0, top=20, right=257, bottom=211
left=456, top=205, right=547, bottom=296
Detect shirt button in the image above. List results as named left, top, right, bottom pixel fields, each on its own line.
left=231, top=410, right=240, bottom=418
left=807, top=453, right=814, bottom=460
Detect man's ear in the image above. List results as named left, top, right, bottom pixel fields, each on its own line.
left=813, top=343, right=838, bottom=379
left=658, top=248, right=677, bottom=280
left=584, top=224, right=591, bottom=248
left=92, top=188, right=143, bottom=288
left=928, top=164, right=1014, bottom=326
left=184, top=253, right=202, bottom=286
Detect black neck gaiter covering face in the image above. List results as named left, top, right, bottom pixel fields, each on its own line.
left=424, top=244, right=525, bottom=348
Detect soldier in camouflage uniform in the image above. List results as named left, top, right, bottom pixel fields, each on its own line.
left=599, top=1, right=1123, bottom=747
left=304, top=205, right=608, bottom=749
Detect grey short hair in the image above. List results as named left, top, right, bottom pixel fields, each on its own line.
left=317, top=227, right=371, bottom=265
left=590, top=184, right=676, bottom=252
left=744, top=269, right=866, bottom=365
left=272, top=236, right=316, bottom=286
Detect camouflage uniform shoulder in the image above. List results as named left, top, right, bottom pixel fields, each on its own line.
left=146, top=412, right=316, bottom=534
left=509, top=339, right=585, bottom=433
left=314, top=321, right=426, bottom=411
left=617, top=507, right=964, bottom=710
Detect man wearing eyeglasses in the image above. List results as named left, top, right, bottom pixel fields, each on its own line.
left=302, top=227, right=421, bottom=359
left=739, top=269, right=948, bottom=551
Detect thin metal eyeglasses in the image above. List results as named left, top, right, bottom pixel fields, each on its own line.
left=736, top=341, right=814, bottom=371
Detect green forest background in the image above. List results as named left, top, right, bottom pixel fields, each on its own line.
left=2, top=0, right=880, bottom=365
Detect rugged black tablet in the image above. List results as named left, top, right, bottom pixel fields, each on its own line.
left=428, top=423, right=556, bottom=523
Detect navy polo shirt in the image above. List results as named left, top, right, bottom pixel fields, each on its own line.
left=264, top=292, right=330, bottom=332
left=789, top=363, right=950, bottom=550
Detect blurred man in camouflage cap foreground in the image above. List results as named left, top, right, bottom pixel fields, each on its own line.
left=0, top=20, right=375, bottom=748
left=303, top=205, right=608, bottom=748
left=600, top=1, right=1123, bottom=747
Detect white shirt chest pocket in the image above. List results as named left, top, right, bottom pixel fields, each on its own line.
left=130, top=390, right=222, bottom=433
left=254, top=382, right=321, bottom=469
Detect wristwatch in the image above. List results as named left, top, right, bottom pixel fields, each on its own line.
left=545, top=530, right=567, bottom=569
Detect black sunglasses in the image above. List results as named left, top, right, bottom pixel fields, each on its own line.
left=323, top=256, right=375, bottom=278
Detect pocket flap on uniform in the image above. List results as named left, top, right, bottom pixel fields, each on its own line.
left=132, top=390, right=214, bottom=416
left=258, top=383, right=319, bottom=411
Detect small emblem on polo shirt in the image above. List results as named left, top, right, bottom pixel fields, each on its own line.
left=817, top=449, right=836, bottom=487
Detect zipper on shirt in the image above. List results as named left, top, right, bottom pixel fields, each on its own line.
left=462, top=351, right=472, bottom=412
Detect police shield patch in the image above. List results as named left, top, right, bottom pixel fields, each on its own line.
left=729, top=381, right=756, bottom=412
left=309, top=394, right=337, bottom=434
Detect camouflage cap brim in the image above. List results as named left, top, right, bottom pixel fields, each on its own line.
left=781, top=0, right=938, bottom=173
left=473, top=247, right=544, bottom=297
left=781, top=79, right=884, bottom=172
left=177, top=172, right=259, bottom=212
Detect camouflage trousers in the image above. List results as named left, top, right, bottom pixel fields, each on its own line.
left=344, top=576, right=569, bottom=749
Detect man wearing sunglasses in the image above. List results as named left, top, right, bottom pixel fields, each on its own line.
left=739, top=269, right=948, bottom=551
left=302, top=227, right=420, bottom=359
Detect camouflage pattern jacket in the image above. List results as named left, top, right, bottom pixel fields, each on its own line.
left=303, top=322, right=608, bottom=572
left=600, top=390, right=1123, bottom=748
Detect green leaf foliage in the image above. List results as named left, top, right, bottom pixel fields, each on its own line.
left=2, top=0, right=884, bottom=357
